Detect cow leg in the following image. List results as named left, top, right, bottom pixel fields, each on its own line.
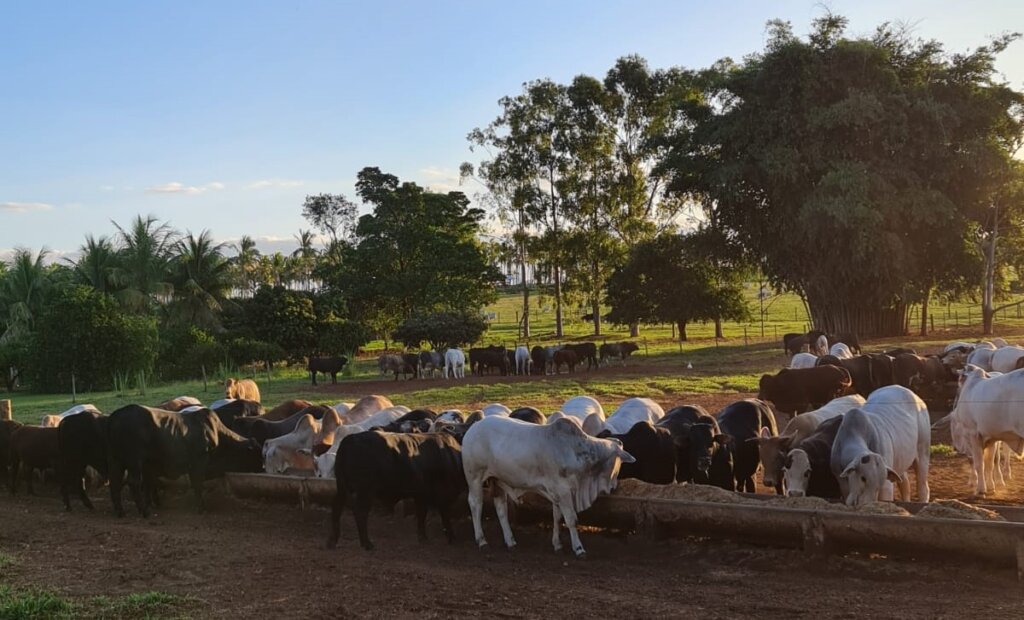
left=995, top=443, right=1006, bottom=487
left=77, top=472, right=94, bottom=511
left=492, top=488, right=517, bottom=550
left=331, top=371, right=337, bottom=384
left=897, top=472, right=911, bottom=501
left=24, top=463, right=34, bottom=496
left=108, top=459, right=126, bottom=517
left=126, top=462, right=147, bottom=518
left=984, top=442, right=998, bottom=494
left=311, top=371, right=317, bottom=386
left=326, top=486, right=347, bottom=549
left=438, top=499, right=456, bottom=544
left=556, top=496, right=585, bottom=558
left=970, top=434, right=987, bottom=496
left=188, top=468, right=205, bottom=514
left=415, top=498, right=428, bottom=543
left=353, top=490, right=374, bottom=551
left=466, top=476, right=488, bottom=550
left=550, top=502, right=563, bottom=552
left=7, top=457, right=16, bottom=494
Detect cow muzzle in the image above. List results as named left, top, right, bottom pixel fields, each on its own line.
left=786, top=489, right=805, bottom=498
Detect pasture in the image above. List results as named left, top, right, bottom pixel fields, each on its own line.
left=5, top=326, right=1024, bottom=616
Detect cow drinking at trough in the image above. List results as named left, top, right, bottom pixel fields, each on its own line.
left=326, top=430, right=466, bottom=551
left=656, top=405, right=730, bottom=485
left=782, top=415, right=846, bottom=499
left=716, top=399, right=777, bottom=492
left=829, top=385, right=930, bottom=506
left=308, top=356, right=348, bottom=385
left=603, top=398, right=664, bottom=435
left=597, top=422, right=676, bottom=484
left=462, top=416, right=634, bottom=558
left=106, top=405, right=263, bottom=517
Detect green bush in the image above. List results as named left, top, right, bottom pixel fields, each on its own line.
left=318, top=318, right=370, bottom=355
left=392, top=311, right=488, bottom=351
left=28, top=286, right=159, bottom=393
left=226, top=338, right=286, bottom=368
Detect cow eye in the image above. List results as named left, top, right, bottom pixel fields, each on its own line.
left=861, top=476, right=867, bottom=483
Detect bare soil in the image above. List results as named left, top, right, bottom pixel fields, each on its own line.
left=1, top=486, right=1022, bottom=619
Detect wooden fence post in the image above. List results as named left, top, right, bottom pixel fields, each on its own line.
left=0, top=400, right=11, bottom=421
left=744, top=327, right=748, bottom=347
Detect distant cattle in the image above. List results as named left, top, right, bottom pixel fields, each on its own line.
left=378, top=354, right=413, bottom=381
left=599, top=342, right=639, bottom=366
left=106, top=405, right=262, bottom=517
left=225, top=378, right=261, bottom=402
left=757, top=366, right=853, bottom=414
left=716, top=399, right=777, bottom=492
left=326, top=430, right=466, bottom=551
left=308, top=356, right=348, bottom=385
left=58, top=409, right=108, bottom=511
left=552, top=349, right=579, bottom=374
left=9, top=425, right=60, bottom=495
left=463, top=416, right=634, bottom=558
left=444, top=348, right=466, bottom=379
left=530, top=346, right=548, bottom=376
left=418, top=351, right=444, bottom=379
left=514, top=346, right=531, bottom=376
left=563, top=343, right=599, bottom=371
left=469, top=346, right=510, bottom=376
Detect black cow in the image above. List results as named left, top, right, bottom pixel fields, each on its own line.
left=758, top=366, right=853, bottom=415
left=530, top=346, right=548, bottom=376
left=830, top=333, right=862, bottom=354
left=231, top=406, right=333, bottom=445
left=469, top=346, right=509, bottom=376
left=9, top=425, right=60, bottom=495
left=401, top=353, right=420, bottom=380
left=717, top=399, right=777, bottom=493
left=598, top=422, right=676, bottom=484
left=599, top=342, right=640, bottom=366
left=783, top=332, right=807, bottom=356
left=58, top=411, right=108, bottom=511
left=816, top=354, right=877, bottom=397
left=327, top=430, right=466, bottom=550
left=656, top=405, right=730, bottom=485
left=867, top=353, right=895, bottom=389
left=106, top=405, right=262, bottom=518
left=308, top=356, right=348, bottom=385
left=0, top=420, right=21, bottom=488
left=379, top=409, right=437, bottom=433
left=509, top=407, right=545, bottom=424
left=785, top=415, right=844, bottom=499
left=212, top=399, right=264, bottom=419
left=563, top=343, right=599, bottom=370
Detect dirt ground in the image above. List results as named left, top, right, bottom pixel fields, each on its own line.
left=2, top=486, right=1023, bottom=619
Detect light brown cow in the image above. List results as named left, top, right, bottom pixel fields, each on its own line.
left=339, top=395, right=393, bottom=425
left=262, top=399, right=314, bottom=422
left=225, top=378, right=261, bottom=402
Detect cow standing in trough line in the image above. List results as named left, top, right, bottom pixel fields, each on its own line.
left=716, top=399, right=778, bottom=493
left=597, top=422, right=676, bottom=484
left=656, top=405, right=731, bottom=485
left=106, top=405, right=263, bottom=518
left=757, top=366, right=853, bottom=415
left=308, top=356, right=348, bottom=385
left=326, top=430, right=466, bottom=551
left=8, top=425, right=59, bottom=495
left=782, top=415, right=846, bottom=499
left=462, top=415, right=634, bottom=559
left=58, top=409, right=109, bottom=511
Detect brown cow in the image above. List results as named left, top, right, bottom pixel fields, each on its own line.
left=9, top=425, right=60, bottom=495
left=893, top=353, right=952, bottom=394
left=155, top=397, right=202, bottom=412
left=262, top=399, right=314, bottom=422
left=757, top=366, right=853, bottom=415
left=225, top=378, right=261, bottom=402
left=553, top=349, right=579, bottom=374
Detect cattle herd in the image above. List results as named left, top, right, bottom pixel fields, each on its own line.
left=373, top=341, right=640, bottom=381
left=3, top=333, right=1024, bottom=560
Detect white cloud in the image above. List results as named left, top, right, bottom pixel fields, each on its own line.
left=245, top=179, right=305, bottom=190
left=0, top=201, right=54, bottom=213
left=145, top=181, right=225, bottom=195
left=0, top=247, right=76, bottom=264
left=419, top=166, right=463, bottom=193
left=217, top=233, right=329, bottom=257
left=99, top=185, right=116, bottom=192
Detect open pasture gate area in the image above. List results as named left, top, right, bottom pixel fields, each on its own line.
left=225, top=472, right=1024, bottom=578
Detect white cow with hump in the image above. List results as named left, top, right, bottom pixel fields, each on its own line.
left=990, top=346, right=1024, bottom=373
left=829, top=385, right=930, bottom=506
left=603, top=398, right=665, bottom=435
left=936, top=366, right=1024, bottom=495
left=312, top=406, right=411, bottom=477
left=561, top=396, right=606, bottom=436
left=789, top=353, right=818, bottom=369
left=829, top=343, right=854, bottom=360
left=514, top=346, right=531, bottom=375
left=462, top=416, right=635, bottom=558
left=444, top=348, right=466, bottom=379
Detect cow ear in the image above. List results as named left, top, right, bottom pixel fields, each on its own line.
left=759, top=426, right=772, bottom=439
left=886, top=468, right=903, bottom=484
left=839, top=463, right=856, bottom=480
left=714, top=434, right=732, bottom=446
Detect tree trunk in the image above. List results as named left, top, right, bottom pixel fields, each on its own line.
left=677, top=321, right=688, bottom=342
left=714, top=317, right=724, bottom=339
left=630, top=323, right=640, bottom=338
left=806, top=291, right=909, bottom=338
left=919, top=288, right=930, bottom=337
left=982, top=208, right=998, bottom=335
left=591, top=297, right=601, bottom=336
left=520, top=263, right=530, bottom=339
left=554, top=267, right=563, bottom=338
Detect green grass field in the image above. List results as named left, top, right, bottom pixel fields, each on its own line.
left=5, top=287, right=1024, bottom=423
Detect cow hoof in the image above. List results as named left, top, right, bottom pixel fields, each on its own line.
left=574, top=549, right=587, bottom=560
left=478, top=543, right=490, bottom=553
left=506, top=543, right=517, bottom=552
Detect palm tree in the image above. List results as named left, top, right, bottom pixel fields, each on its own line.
left=233, top=235, right=260, bottom=297
left=292, top=229, right=318, bottom=290
left=110, top=215, right=176, bottom=312
left=72, top=235, right=118, bottom=293
left=169, top=230, right=234, bottom=329
left=0, top=248, right=50, bottom=343
left=269, top=252, right=289, bottom=287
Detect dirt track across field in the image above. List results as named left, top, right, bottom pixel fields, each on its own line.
left=1, top=488, right=1023, bottom=619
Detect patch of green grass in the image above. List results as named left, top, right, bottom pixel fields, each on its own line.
left=0, top=552, right=14, bottom=570
left=931, top=443, right=958, bottom=457
left=89, top=591, right=187, bottom=620
left=0, top=586, right=74, bottom=620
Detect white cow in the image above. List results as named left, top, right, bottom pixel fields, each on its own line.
left=444, top=348, right=466, bottom=379
left=814, top=334, right=829, bottom=356
left=581, top=413, right=606, bottom=436
left=481, top=403, right=511, bottom=417
left=990, top=346, right=1024, bottom=373
left=562, top=396, right=605, bottom=423
left=514, top=346, right=531, bottom=376
left=943, top=341, right=975, bottom=354
left=789, top=353, right=818, bottom=369
left=937, top=366, right=1024, bottom=495
left=332, top=402, right=354, bottom=416
left=263, top=414, right=321, bottom=474
left=829, top=343, right=854, bottom=360
left=209, top=398, right=234, bottom=411
left=992, top=338, right=1010, bottom=348
left=603, top=398, right=665, bottom=435
left=830, top=385, right=930, bottom=506
left=966, top=347, right=996, bottom=371
left=462, top=416, right=635, bottom=558
left=312, top=406, right=410, bottom=477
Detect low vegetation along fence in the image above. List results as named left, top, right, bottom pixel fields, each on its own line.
left=224, top=473, right=1024, bottom=578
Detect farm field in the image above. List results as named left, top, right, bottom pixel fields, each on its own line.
left=4, top=326, right=1024, bottom=617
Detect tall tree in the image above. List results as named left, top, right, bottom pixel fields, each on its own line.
left=292, top=229, right=318, bottom=290
left=168, top=231, right=234, bottom=330
left=0, top=248, right=50, bottom=343
left=110, top=214, right=176, bottom=313
left=301, top=193, right=357, bottom=261
left=73, top=235, right=118, bottom=293
left=232, top=235, right=261, bottom=298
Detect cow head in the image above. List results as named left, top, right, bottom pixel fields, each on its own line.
left=839, top=453, right=901, bottom=506
left=224, top=378, right=238, bottom=399
left=782, top=449, right=811, bottom=497
left=313, top=449, right=336, bottom=478
left=751, top=428, right=792, bottom=490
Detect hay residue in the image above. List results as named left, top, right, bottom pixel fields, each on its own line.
left=613, top=479, right=753, bottom=504
left=856, top=502, right=911, bottom=516
left=917, top=499, right=1005, bottom=521
left=764, top=496, right=910, bottom=516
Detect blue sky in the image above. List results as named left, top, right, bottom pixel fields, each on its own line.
left=2, top=0, right=1022, bottom=260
